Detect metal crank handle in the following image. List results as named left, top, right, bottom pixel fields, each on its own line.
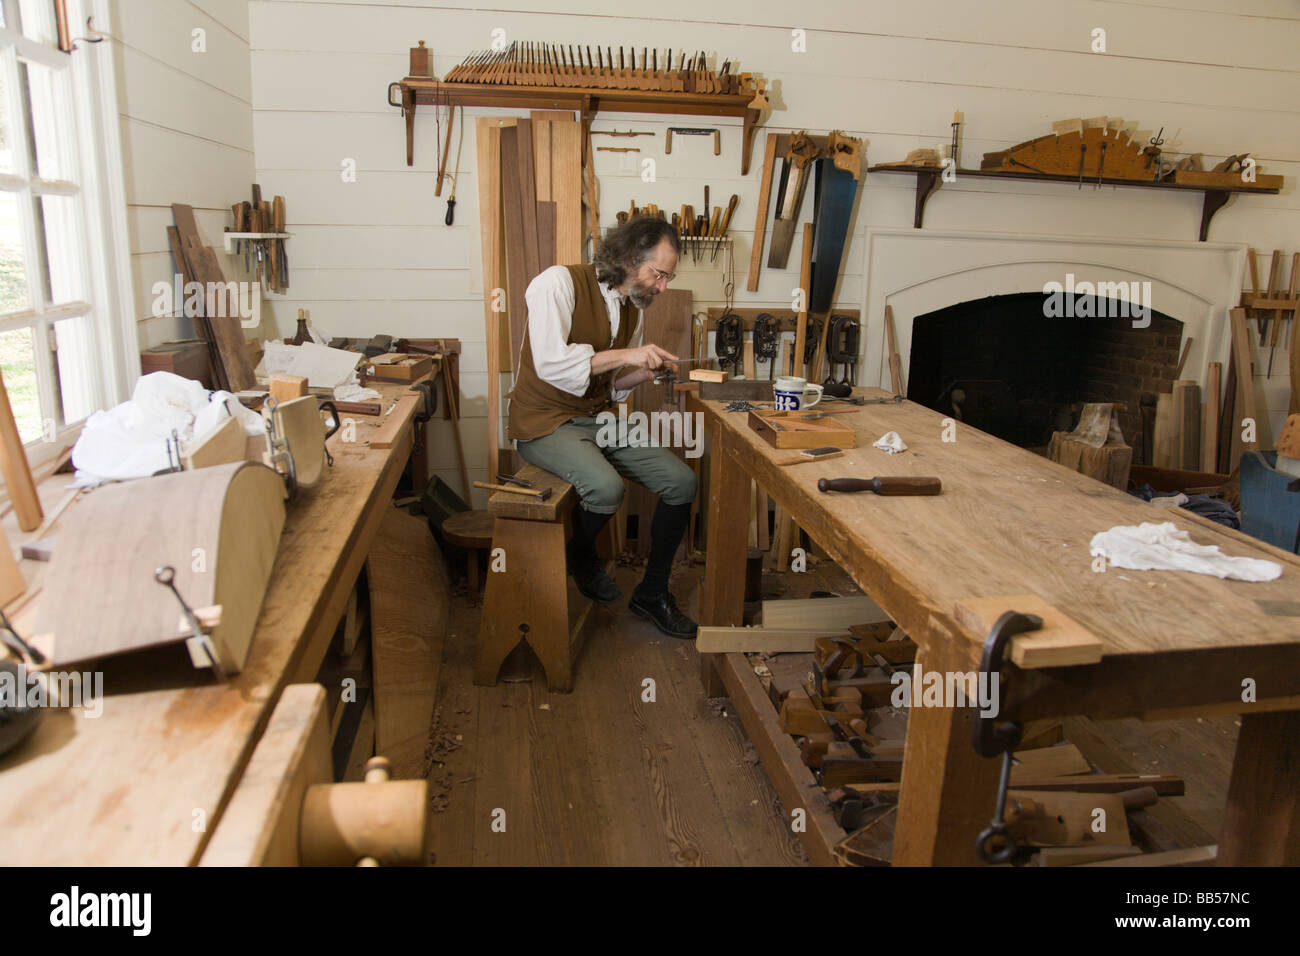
left=976, top=748, right=1018, bottom=864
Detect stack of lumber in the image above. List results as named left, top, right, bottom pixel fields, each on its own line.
left=476, top=113, right=584, bottom=479
left=167, top=204, right=257, bottom=392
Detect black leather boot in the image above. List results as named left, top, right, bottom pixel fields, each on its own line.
left=628, top=590, right=697, bottom=638
left=629, top=501, right=696, bottom=638
left=568, top=506, right=621, bottom=604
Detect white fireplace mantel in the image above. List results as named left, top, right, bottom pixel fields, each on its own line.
left=860, top=228, right=1248, bottom=398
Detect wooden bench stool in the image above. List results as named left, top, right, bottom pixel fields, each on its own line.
left=474, top=464, right=600, bottom=693
left=440, top=510, right=494, bottom=602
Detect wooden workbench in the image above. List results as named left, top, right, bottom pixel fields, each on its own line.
left=691, top=387, right=1300, bottom=866
left=0, top=379, right=425, bottom=865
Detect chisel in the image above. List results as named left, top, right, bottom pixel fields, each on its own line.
left=818, top=476, right=942, bottom=495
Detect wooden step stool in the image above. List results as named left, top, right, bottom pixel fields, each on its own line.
left=474, top=464, right=599, bottom=693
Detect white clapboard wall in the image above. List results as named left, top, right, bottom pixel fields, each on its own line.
left=112, top=0, right=256, bottom=349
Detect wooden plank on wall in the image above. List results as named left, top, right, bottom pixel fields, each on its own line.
left=551, top=119, right=583, bottom=266
left=536, top=200, right=557, bottom=272
left=500, top=125, right=529, bottom=378
left=747, top=132, right=778, bottom=292
left=1202, top=362, right=1221, bottom=473
left=476, top=117, right=505, bottom=480
left=515, top=118, right=541, bottom=284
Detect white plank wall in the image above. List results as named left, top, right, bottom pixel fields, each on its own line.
left=248, top=0, right=1300, bottom=503
left=109, top=0, right=256, bottom=349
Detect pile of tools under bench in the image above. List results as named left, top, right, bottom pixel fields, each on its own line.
left=740, top=597, right=1194, bottom=867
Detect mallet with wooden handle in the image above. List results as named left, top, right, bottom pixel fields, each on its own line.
left=818, top=476, right=942, bottom=496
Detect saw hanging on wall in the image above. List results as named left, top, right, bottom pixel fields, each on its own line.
left=809, top=131, right=863, bottom=315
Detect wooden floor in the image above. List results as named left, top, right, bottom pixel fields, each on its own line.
left=423, top=553, right=1236, bottom=864
left=424, top=561, right=807, bottom=866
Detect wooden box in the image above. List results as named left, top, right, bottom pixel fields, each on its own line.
left=365, top=354, right=433, bottom=382
left=141, top=340, right=213, bottom=388
left=747, top=409, right=856, bottom=449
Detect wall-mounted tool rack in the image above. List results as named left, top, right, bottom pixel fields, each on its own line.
left=867, top=163, right=1281, bottom=242
left=391, top=76, right=770, bottom=174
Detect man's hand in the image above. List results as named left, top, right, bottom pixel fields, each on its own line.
left=590, top=342, right=679, bottom=376
left=625, top=344, right=678, bottom=370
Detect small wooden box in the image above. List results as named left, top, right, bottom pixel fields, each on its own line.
left=747, top=409, right=856, bottom=449
left=141, top=340, right=213, bottom=388
left=365, top=354, right=433, bottom=382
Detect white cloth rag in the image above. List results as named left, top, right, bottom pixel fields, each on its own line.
left=874, top=431, right=907, bottom=454
left=71, top=371, right=262, bottom=484
left=1090, top=521, right=1283, bottom=582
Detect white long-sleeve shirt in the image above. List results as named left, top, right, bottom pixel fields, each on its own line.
left=522, top=265, right=643, bottom=401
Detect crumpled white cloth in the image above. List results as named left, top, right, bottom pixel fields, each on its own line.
left=71, top=371, right=262, bottom=484
left=874, top=431, right=907, bottom=454
left=1090, top=521, right=1283, bottom=582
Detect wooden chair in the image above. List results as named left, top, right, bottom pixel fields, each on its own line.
left=474, top=464, right=599, bottom=692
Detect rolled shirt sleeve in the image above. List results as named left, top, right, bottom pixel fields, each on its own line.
left=524, top=266, right=597, bottom=397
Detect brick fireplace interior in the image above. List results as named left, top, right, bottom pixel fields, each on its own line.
left=907, top=292, right=1184, bottom=453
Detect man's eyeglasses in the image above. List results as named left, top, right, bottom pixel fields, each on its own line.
left=648, top=266, right=676, bottom=283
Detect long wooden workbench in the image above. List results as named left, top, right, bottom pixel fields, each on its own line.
left=0, top=379, right=425, bottom=865
left=692, top=387, right=1300, bottom=866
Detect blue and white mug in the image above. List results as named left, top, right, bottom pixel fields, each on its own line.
left=773, top=376, right=823, bottom=411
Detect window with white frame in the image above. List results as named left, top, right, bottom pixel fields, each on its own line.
left=0, top=0, right=131, bottom=466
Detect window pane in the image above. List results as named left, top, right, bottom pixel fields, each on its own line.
left=20, top=61, right=67, bottom=180
left=35, top=193, right=79, bottom=303
left=0, top=191, right=30, bottom=313
left=0, top=327, right=41, bottom=442
left=54, top=313, right=95, bottom=424
left=17, top=0, right=55, bottom=47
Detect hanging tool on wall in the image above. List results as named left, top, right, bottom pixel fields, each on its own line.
left=712, top=193, right=739, bottom=263
left=666, top=127, right=720, bottom=156
left=439, top=104, right=463, bottom=225
left=754, top=312, right=779, bottom=380
left=809, top=131, right=863, bottom=315
left=824, top=315, right=859, bottom=385
left=803, top=315, right=824, bottom=372
left=714, top=312, right=743, bottom=376
left=768, top=131, right=822, bottom=269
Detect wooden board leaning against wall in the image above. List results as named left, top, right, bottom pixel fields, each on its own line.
left=477, top=112, right=585, bottom=480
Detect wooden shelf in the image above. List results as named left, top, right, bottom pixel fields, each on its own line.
left=391, top=77, right=767, bottom=174
left=867, top=163, right=1282, bottom=242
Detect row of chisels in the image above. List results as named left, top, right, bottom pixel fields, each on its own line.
left=444, top=42, right=752, bottom=96
left=229, top=184, right=288, bottom=294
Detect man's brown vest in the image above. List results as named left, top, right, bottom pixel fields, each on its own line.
left=508, top=264, right=640, bottom=441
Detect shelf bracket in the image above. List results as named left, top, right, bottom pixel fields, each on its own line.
left=580, top=95, right=597, bottom=166
left=1199, top=189, right=1231, bottom=242
left=913, top=169, right=943, bottom=228
left=742, top=108, right=762, bottom=176
left=403, top=87, right=416, bottom=167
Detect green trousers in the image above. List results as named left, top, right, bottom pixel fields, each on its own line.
left=516, top=417, right=697, bottom=515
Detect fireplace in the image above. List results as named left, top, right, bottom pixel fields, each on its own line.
left=861, top=230, right=1248, bottom=443
left=906, top=292, right=1184, bottom=449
